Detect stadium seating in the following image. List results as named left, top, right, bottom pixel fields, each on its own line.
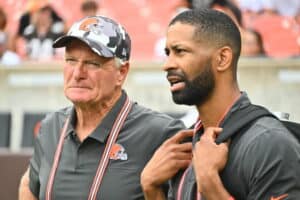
left=251, top=14, right=300, bottom=58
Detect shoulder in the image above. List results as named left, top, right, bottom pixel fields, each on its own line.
left=235, top=117, right=300, bottom=199
left=243, top=116, right=298, bottom=148
left=42, top=106, right=71, bottom=121
left=129, top=103, right=184, bottom=126
left=127, top=103, right=185, bottom=137
left=33, top=107, right=72, bottom=157
left=39, top=107, right=72, bottom=134
left=237, top=116, right=300, bottom=168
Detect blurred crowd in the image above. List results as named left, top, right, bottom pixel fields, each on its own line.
left=155, top=0, right=300, bottom=59
left=0, top=0, right=100, bottom=66
left=0, top=0, right=300, bottom=67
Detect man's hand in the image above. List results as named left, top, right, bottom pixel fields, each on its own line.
left=141, top=129, right=193, bottom=200
left=193, top=127, right=231, bottom=200
left=18, top=168, right=37, bottom=200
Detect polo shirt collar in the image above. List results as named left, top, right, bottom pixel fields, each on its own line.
left=219, top=91, right=251, bottom=126
left=193, top=92, right=251, bottom=142
left=67, top=90, right=128, bottom=143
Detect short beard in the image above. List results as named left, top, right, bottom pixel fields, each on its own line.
left=171, top=63, right=215, bottom=106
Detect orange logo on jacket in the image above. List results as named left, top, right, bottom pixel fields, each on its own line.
left=270, top=194, right=288, bottom=200
left=109, top=143, right=128, bottom=160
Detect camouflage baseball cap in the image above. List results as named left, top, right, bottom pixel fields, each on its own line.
left=53, top=16, right=131, bottom=61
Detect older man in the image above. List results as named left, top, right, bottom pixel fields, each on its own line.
left=19, top=15, right=185, bottom=200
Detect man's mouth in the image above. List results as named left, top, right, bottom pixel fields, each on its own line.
left=167, top=75, right=186, bottom=92
left=167, top=75, right=182, bottom=85
left=69, top=86, right=91, bottom=90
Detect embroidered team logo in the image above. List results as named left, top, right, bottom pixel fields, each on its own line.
left=109, top=143, right=128, bottom=161
left=79, top=17, right=99, bottom=32
left=270, top=194, right=288, bottom=200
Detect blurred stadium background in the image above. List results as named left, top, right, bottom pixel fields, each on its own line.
left=0, top=1, right=300, bottom=199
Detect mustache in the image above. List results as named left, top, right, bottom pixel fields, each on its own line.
left=166, top=70, right=186, bottom=80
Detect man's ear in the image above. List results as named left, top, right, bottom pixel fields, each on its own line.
left=117, top=61, right=130, bottom=85
left=215, top=46, right=233, bottom=72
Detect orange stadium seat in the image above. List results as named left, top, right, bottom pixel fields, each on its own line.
left=100, top=0, right=171, bottom=60
left=251, top=14, right=300, bottom=58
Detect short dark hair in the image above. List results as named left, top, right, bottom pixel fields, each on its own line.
left=169, top=9, right=241, bottom=67
left=81, top=0, right=98, bottom=12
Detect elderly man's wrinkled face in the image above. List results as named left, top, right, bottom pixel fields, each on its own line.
left=63, top=39, right=123, bottom=107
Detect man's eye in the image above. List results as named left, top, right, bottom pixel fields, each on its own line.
left=85, top=62, right=101, bottom=68
left=175, top=48, right=185, bottom=54
left=65, top=58, right=78, bottom=66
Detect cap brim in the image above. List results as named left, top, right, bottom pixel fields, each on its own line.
left=53, top=35, right=114, bottom=58
left=52, top=35, right=76, bottom=48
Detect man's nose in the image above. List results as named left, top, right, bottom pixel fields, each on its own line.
left=73, top=63, right=87, bottom=80
left=162, top=55, right=177, bottom=72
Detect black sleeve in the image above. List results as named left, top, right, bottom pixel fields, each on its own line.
left=242, top=129, right=300, bottom=200
left=162, top=118, right=186, bottom=141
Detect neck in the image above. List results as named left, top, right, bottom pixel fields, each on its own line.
left=75, top=91, right=122, bottom=141
left=196, top=85, right=240, bottom=129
